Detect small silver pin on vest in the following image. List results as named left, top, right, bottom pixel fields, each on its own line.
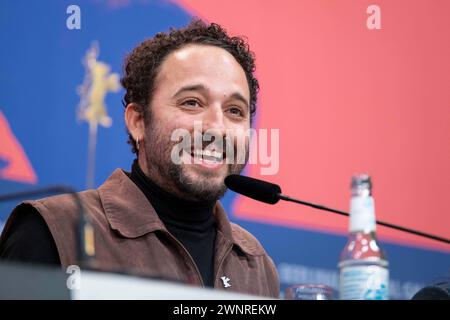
left=220, top=276, right=231, bottom=288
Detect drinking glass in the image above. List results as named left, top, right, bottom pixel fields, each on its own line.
left=284, top=284, right=335, bottom=300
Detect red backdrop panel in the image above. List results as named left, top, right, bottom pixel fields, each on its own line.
left=175, top=0, right=450, bottom=252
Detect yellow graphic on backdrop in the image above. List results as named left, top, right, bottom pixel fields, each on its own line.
left=77, top=42, right=120, bottom=188
left=77, top=42, right=120, bottom=128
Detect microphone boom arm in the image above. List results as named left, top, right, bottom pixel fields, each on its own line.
left=278, top=194, right=450, bottom=245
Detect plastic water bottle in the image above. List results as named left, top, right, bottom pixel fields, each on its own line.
left=338, top=174, right=389, bottom=300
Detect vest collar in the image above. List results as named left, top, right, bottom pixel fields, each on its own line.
left=98, top=169, right=264, bottom=256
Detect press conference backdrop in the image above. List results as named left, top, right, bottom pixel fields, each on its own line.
left=0, top=0, right=449, bottom=299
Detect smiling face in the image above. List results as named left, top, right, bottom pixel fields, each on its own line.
left=127, top=44, right=251, bottom=202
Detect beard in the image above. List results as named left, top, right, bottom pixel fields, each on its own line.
left=166, top=160, right=244, bottom=203
left=143, top=117, right=247, bottom=203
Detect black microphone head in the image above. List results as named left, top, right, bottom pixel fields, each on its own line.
left=412, top=281, right=450, bottom=300
left=224, top=174, right=281, bottom=204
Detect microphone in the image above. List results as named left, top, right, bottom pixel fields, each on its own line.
left=224, top=174, right=281, bottom=204
left=224, top=174, right=450, bottom=245
left=412, top=280, right=450, bottom=300
left=0, top=187, right=189, bottom=283
left=0, top=185, right=96, bottom=267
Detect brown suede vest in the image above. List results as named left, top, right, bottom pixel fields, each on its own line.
left=3, top=169, right=280, bottom=298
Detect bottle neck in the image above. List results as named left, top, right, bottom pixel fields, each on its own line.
left=347, top=231, right=377, bottom=240
left=349, top=195, right=376, bottom=233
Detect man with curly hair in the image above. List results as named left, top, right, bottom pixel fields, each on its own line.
left=0, top=19, right=279, bottom=298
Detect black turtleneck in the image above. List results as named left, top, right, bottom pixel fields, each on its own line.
left=127, top=160, right=217, bottom=287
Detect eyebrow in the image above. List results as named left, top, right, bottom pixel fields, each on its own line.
left=229, top=92, right=250, bottom=110
left=172, top=84, right=208, bottom=98
left=172, top=83, right=250, bottom=109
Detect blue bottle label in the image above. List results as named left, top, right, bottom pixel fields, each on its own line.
left=340, top=264, right=389, bottom=300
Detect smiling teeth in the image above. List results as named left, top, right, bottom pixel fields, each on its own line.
left=193, top=149, right=223, bottom=161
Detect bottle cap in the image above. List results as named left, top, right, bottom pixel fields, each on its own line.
left=351, top=173, right=372, bottom=197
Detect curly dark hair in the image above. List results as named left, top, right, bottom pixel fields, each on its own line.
left=121, top=18, right=259, bottom=154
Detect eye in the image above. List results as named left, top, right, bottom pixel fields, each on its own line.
left=181, top=99, right=201, bottom=108
left=227, top=107, right=244, bottom=117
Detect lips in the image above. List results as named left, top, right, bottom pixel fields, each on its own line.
left=188, top=147, right=226, bottom=169
left=191, top=149, right=223, bottom=162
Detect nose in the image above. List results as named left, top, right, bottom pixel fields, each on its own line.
left=202, top=104, right=226, bottom=137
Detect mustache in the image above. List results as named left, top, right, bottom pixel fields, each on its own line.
left=169, top=128, right=250, bottom=165
left=191, top=133, right=248, bottom=161
left=172, top=131, right=244, bottom=152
